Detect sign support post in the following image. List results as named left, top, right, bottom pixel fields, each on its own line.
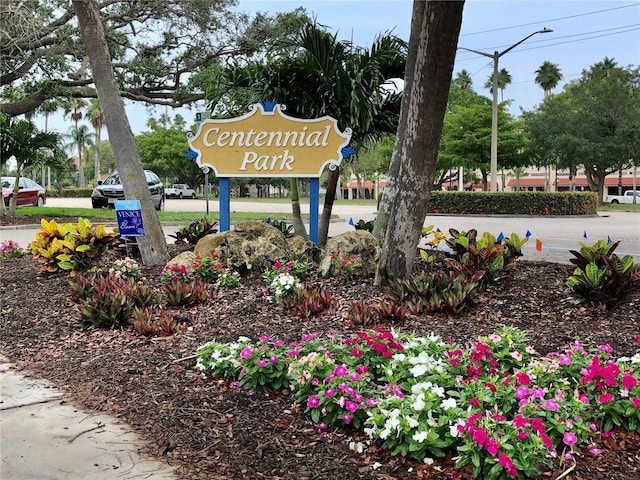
left=309, top=178, right=319, bottom=244
left=219, top=177, right=230, bottom=232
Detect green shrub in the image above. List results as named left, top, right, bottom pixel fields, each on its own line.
left=566, top=240, right=640, bottom=307
left=30, top=218, right=118, bottom=274
left=169, top=218, right=219, bottom=245
left=428, top=191, right=598, bottom=215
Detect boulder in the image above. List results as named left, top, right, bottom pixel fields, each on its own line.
left=194, top=221, right=293, bottom=274
left=287, top=235, right=321, bottom=264
left=164, top=250, right=195, bottom=274
left=319, top=230, right=380, bottom=277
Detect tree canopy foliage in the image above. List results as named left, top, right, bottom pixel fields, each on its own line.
left=524, top=60, right=640, bottom=201
left=0, top=0, right=308, bottom=117
left=438, top=85, right=528, bottom=190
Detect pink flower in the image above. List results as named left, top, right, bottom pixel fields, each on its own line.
left=470, top=397, right=480, bottom=407
left=544, top=400, right=559, bottom=411
left=344, top=400, right=358, bottom=412
left=240, top=346, right=253, bottom=359
left=324, top=388, right=335, bottom=398
left=333, top=365, right=348, bottom=376
left=342, top=414, right=353, bottom=424
left=563, top=432, right=578, bottom=447
left=598, top=344, right=613, bottom=354
left=517, top=431, right=529, bottom=440
left=498, top=453, right=517, bottom=476
left=622, top=374, right=637, bottom=389
left=257, top=359, right=268, bottom=367
left=485, top=438, right=500, bottom=456
left=589, top=448, right=602, bottom=455
left=598, top=393, right=614, bottom=404
left=472, top=428, right=488, bottom=447
left=307, top=395, right=319, bottom=408
left=516, top=372, right=531, bottom=386
left=351, top=347, right=363, bottom=357
left=631, top=397, right=640, bottom=408
left=539, top=432, right=554, bottom=450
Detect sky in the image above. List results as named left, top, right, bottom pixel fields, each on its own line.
left=40, top=0, right=640, bottom=136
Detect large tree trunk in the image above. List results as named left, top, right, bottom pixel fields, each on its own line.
left=72, top=0, right=168, bottom=265
left=318, top=165, right=340, bottom=247
left=375, top=0, right=464, bottom=285
left=372, top=1, right=423, bottom=246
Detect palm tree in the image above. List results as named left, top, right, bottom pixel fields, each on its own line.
left=65, top=124, right=95, bottom=186
left=534, top=61, right=563, bottom=98
left=454, top=69, right=473, bottom=91
left=86, top=99, right=106, bottom=185
left=214, top=23, right=406, bottom=245
left=484, top=68, right=512, bottom=102
left=37, top=98, right=70, bottom=187
left=0, top=116, right=62, bottom=215
left=594, top=57, right=617, bottom=77
left=65, top=98, right=88, bottom=186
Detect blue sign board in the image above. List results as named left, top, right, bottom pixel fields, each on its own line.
left=115, top=200, right=145, bottom=236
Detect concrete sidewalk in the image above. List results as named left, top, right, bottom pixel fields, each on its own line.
left=0, top=355, right=178, bottom=480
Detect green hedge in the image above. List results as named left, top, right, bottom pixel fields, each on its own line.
left=46, top=188, right=94, bottom=198
left=427, top=191, right=598, bottom=215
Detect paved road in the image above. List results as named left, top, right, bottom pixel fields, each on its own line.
left=1, top=198, right=638, bottom=264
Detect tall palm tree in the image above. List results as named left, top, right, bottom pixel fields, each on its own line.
left=86, top=99, right=106, bottom=185
left=484, top=68, right=512, bottom=102
left=65, top=99, right=88, bottom=186
left=454, top=69, right=473, bottom=91
left=534, top=61, right=563, bottom=98
left=65, top=124, right=95, bottom=186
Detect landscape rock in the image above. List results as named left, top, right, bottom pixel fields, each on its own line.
left=287, top=235, right=321, bottom=264
left=164, top=250, right=195, bottom=273
left=194, top=221, right=293, bottom=274
left=320, top=230, right=380, bottom=277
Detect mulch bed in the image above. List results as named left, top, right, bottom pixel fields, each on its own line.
left=1, top=219, right=639, bottom=479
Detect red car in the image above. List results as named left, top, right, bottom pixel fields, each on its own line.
left=2, top=176, right=47, bottom=207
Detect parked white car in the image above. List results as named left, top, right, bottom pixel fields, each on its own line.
left=164, top=184, right=196, bottom=199
left=605, top=190, right=639, bottom=204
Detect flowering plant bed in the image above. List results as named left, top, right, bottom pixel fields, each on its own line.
left=0, top=245, right=639, bottom=480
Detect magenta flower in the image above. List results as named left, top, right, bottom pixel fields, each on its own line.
left=342, top=414, right=353, bottom=424
left=257, top=359, right=268, bottom=368
left=333, top=365, right=348, bottom=377
left=516, top=372, right=531, bottom=385
left=544, top=400, right=559, bottom=411
left=307, top=395, right=319, bottom=408
left=472, top=428, right=488, bottom=447
left=631, top=397, right=640, bottom=408
left=517, top=431, right=529, bottom=440
left=498, top=453, right=517, bottom=476
left=539, top=432, right=554, bottom=450
left=270, top=355, right=278, bottom=363
left=622, top=374, right=638, bottom=389
left=598, top=393, right=614, bottom=404
left=324, top=388, right=335, bottom=397
left=563, top=432, right=578, bottom=447
left=598, top=344, right=613, bottom=354
left=344, top=400, right=358, bottom=412
left=240, top=346, right=253, bottom=359
left=485, top=438, right=500, bottom=456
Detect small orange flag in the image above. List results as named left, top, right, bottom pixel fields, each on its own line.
left=535, top=239, right=543, bottom=252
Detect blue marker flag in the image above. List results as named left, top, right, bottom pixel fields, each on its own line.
left=525, top=230, right=532, bottom=238
left=348, top=217, right=354, bottom=226
left=436, top=228, right=441, bottom=233
left=607, top=235, right=612, bottom=244
left=266, top=217, right=272, bottom=224
left=496, top=232, right=505, bottom=242
left=583, top=231, right=588, bottom=239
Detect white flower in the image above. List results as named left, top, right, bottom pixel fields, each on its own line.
left=412, top=430, right=428, bottom=443
left=441, top=397, right=457, bottom=410
left=412, top=394, right=425, bottom=412
left=423, top=457, right=434, bottom=465
left=406, top=416, right=419, bottom=428
left=379, top=428, right=391, bottom=440
left=410, top=364, right=428, bottom=377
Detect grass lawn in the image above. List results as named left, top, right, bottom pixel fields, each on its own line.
left=11, top=206, right=314, bottom=223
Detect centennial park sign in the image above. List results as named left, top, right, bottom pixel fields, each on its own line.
left=186, top=102, right=353, bottom=244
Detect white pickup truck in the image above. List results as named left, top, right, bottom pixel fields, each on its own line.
left=164, top=184, right=196, bottom=199
left=605, top=190, right=640, bottom=204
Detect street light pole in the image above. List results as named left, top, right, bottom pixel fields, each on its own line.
left=459, top=28, right=553, bottom=192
